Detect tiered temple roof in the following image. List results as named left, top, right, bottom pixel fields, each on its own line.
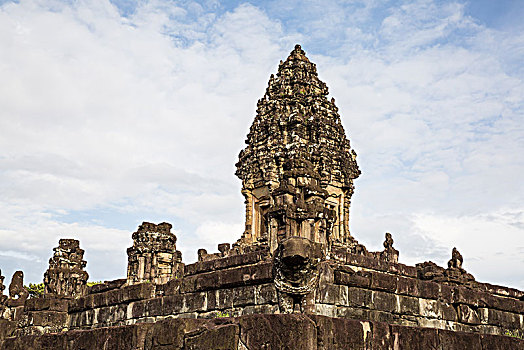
left=236, top=45, right=361, bottom=253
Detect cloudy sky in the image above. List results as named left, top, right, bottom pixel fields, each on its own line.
left=0, top=0, right=522, bottom=290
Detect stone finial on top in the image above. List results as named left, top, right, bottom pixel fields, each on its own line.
left=44, top=239, right=89, bottom=298
left=380, top=232, right=399, bottom=263
left=383, top=232, right=394, bottom=249
left=417, top=247, right=475, bottom=287
left=0, top=269, right=6, bottom=305
left=444, top=247, right=475, bottom=286
left=0, top=269, right=4, bottom=292
left=127, top=222, right=183, bottom=285
left=448, top=247, right=463, bottom=270
left=218, top=243, right=231, bottom=255
left=288, top=44, right=309, bottom=62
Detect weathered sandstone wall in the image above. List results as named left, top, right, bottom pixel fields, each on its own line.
left=2, top=314, right=523, bottom=350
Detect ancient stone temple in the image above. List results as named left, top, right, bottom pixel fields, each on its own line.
left=43, top=239, right=89, bottom=298
left=127, top=222, right=183, bottom=285
left=0, top=45, right=523, bottom=349
left=236, top=45, right=362, bottom=255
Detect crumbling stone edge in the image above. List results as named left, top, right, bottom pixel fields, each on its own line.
left=1, top=314, right=523, bottom=349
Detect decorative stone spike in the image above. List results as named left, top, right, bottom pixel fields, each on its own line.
left=126, top=222, right=183, bottom=285
left=235, top=44, right=361, bottom=254
left=44, top=239, right=89, bottom=298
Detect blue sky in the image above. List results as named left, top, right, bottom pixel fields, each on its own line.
left=0, top=0, right=523, bottom=290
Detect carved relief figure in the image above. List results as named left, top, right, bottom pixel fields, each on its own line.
left=380, top=232, right=399, bottom=263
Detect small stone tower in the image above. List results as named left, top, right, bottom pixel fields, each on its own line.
left=126, top=222, right=183, bottom=285
left=44, top=239, right=89, bottom=298
left=236, top=45, right=361, bottom=254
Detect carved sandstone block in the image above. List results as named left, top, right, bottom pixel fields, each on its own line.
left=334, top=270, right=371, bottom=288
left=457, top=304, right=480, bottom=324
left=438, top=329, right=482, bottom=350
left=370, top=272, right=398, bottom=293
left=348, top=287, right=373, bottom=309
left=398, top=295, right=420, bottom=316
left=184, top=323, right=239, bottom=349
left=318, top=284, right=340, bottom=305
left=418, top=299, right=439, bottom=318
left=256, top=284, right=278, bottom=305
left=371, top=291, right=397, bottom=313
left=161, top=295, right=184, bottom=316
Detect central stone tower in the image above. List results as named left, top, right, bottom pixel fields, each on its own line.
left=235, top=45, right=361, bottom=254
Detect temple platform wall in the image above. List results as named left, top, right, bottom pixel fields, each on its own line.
left=2, top=314, right=523, bottom=350
left=2, top=251, right=522, bottom=345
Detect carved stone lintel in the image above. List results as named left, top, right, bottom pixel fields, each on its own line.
left=380, top=232, right=399, bottom=263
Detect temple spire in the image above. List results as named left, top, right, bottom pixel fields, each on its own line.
left=235, top=45, right=361, bottom=254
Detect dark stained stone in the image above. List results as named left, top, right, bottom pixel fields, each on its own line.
left=309, top=315, right=367, bottom=350
left=185, top=324, right=239, bottom=350
left=439, top=329, right=482, bottom=350
left=238, top=314, right=317, bottom=349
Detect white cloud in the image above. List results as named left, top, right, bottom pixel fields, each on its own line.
left=407, top=210, right=524, bottom=286
left=0, top=200, right=132, bottom=283
left=0, top=250, right=41, bottom=262
left=185, top=220, right=244, bottom=259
